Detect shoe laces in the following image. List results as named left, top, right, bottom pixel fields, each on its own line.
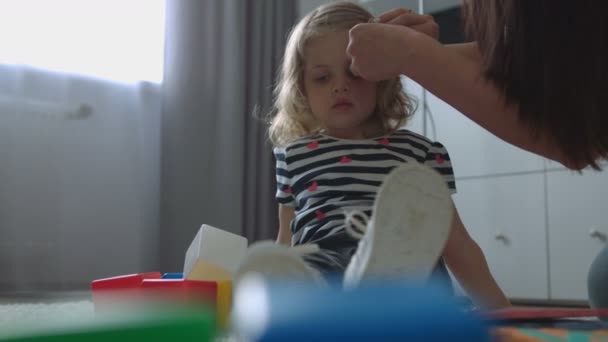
left=290, top=243, right=320, bottom=255
left=344, top=210, right=371, bottom=240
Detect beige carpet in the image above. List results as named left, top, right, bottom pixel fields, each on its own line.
left=0, top=298, right=94, bottom=330
left=0, top=295, right=243, bottom=341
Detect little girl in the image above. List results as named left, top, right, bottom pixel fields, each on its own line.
left=236, top=1, right=509, bottom=309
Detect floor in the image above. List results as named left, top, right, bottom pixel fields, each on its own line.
left=0, top=292, right=95, bottom=331
left=0, top=291, right=243, bottom=341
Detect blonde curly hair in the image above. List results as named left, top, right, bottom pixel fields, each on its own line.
left=268, top=1, right=415, bottom=147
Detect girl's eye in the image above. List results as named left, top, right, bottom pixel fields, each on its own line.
left=315, top=75, right=329, bottom=83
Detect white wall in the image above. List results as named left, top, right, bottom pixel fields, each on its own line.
left=298, top=0, right=333, bottom=18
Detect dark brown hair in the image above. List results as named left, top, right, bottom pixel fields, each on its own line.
left=463, top=0, right=608, bottom=169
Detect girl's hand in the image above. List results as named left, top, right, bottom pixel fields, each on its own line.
left=378, top=8, right=440, bottom=40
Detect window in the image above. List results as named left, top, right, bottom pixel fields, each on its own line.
left=0, top=0, right=165, bottom=83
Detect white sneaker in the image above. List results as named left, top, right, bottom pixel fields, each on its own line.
left=233, top=241, right=326, bottom=286
left=342, top=162, right=453, bottom=288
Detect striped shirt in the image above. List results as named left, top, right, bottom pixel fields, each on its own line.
left=274, top=129, right=457, bottom=246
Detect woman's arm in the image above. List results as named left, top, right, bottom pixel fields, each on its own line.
left=445, top=42, right=481, bottom=62
left=403, top=34, right=572, bottom=167
left=443, top=202, right=510, bottom=309
left=276, top=204, right=295, bottom=246
left=348, top=24, right=578, bottom=168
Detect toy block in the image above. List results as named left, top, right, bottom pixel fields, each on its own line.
left=92, top=272, right=162, bottom=292
left=140, top=279, right=217, bottom=304
left=140, top=278, right=232, bottom=328
left=92, top=274, right=232, bottom=330
left=161, top=273, right=184, bottom=279
left=138, top=278, right=231, bottom=329
left=215, top=280, right=232, bottom=329
left=91, top=273, right=162, bottom=312
left=183, top=224, right=248, bottom=281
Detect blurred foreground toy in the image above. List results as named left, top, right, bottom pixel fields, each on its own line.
left=0, top=307, right=215, bottom=342
left=91, top=224, right=248, bottom=329
left=232, top=275, right=490, bottom=342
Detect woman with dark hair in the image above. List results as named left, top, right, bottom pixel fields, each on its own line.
left=346, top=1, right=607, bottom=308
left=348, top=2, right=607, bottom=170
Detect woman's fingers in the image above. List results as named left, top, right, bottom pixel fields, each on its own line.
left=378, top=10, right=440, bottom=40
left=387, top=13, right=433, bottom=26
left=408, top=21, right=440, bottom=40
left=378, top=8, right=414, bottom=23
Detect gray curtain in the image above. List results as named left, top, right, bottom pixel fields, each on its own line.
left=160, top=0, right=297, bottom=272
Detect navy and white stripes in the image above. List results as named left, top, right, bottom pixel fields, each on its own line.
left=274, top=129, right=456, bottom=245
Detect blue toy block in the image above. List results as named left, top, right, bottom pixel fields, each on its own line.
left=162, top=273, right=184, bottom=279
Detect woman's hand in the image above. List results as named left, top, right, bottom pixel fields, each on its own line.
left=347, top=23, right=413, bottom=81
left=347, top=8, right=440, bottom=81
left=378, top=8, right=439, bottom=40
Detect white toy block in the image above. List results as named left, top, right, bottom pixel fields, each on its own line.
left=183, top=224, right=248, bottom=281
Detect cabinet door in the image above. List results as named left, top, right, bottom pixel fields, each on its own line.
left=426, top=93, right=545, bottom=178
left=453, top=174, right=549, bottom=301
left=547, top=170, right=608, bottom=302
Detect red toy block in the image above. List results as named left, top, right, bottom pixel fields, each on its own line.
left=92, top=272, right=162, bottom=292
left=91, top=273, right=232, bottom=328
left=140, top=279, right=217, bottom=304
left=91, top=272, right=162, bottom=312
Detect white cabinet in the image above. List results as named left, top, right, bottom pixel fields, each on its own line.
left=425, top=94, right=608, bottom=303
left=547, top=170, right=608, bottom=301
left=454, top=174, right=549, bottom=300
left=427, top=93, right=545, bottom=178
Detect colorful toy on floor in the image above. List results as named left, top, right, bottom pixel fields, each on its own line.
left=91, top=273, right=231, bottom=327
left=183, top=224, right=248, bottom=282
left=91, top=224, right=248, bottom=329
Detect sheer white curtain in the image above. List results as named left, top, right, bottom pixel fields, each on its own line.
left=0, top=1, right=164, bottom=292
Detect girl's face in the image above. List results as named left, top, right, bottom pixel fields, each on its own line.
left=303, top=30, right=379, bottom=139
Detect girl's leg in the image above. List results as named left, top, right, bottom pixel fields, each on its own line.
left=343, top=162, right=453, bottom=288
left=233, top=241, right=327, bottom=286
left=300, top=246, right=356, bottom=283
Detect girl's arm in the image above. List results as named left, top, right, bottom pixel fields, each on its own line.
left=276, top=204, right=295, bottom=246
left=443, top=201, right=511, bottom=309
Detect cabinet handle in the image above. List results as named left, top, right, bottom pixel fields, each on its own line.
left=589, top=229, right=607, bottom=242
left=495, top=233, right=509, bottom=244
